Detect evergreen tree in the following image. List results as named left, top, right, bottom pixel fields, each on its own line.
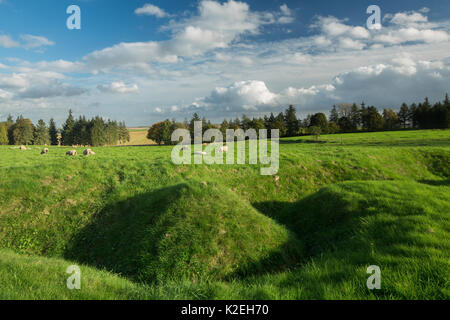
left=49, top=118, right=59, bottom=145
left=410, top=103, right=418, bottom=128
left=233, top=116, right=241, bottom=130
left=6, top=115, right=14, bottom=144
left=6, top=115, right=13, bottom=126
left=360, top=103, right=369, bottom=130
left=329, top=105, right=339, bottom=123
left=201, top=117, right=208, bottom=135
left=251, top=117, right=265, bottom=137
left=422, top=97, right=432, bottom=129
left=365, top=106, right=384, bottom=131
left=284, top=105, right=299, bottom=137
left=397, top=103, right=410, bottom=128
left=189, top=113, right=201, bottom=138
left=34, top=119, right=50, bottom=145
left=241, top=115, right=252, bottom=131
left=337, top=116, right=353, bottom=133
left=349, top=103, right=361, bottom=130
left=104, top=120, right=119, bottom=145
left=61, top=110, right=75, bottom=145
left=301, top=114, right=312, bottom=129
left=118, top=121, right=130, bottom=144
left=272, top=112, right=287, bottom=137
left=266, top=113, right=275, bottom=129
left=78, top=116, right=90, bottom=145
left=431, top=101, right=449, bottom=129
left=220, top=119, right=229, bottom=137
left=89, top=116, right=107, bottom=147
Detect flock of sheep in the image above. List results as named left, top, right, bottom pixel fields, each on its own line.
left=14, top=143, right=227, bottom=157
left=188, top=144, right=229, bottom=155
left=15, top=145, right=96, bottom=156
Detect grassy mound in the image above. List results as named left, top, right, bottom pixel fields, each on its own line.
left=65, top=180, right=303, bottom=283
left=253, top=180, right=449, bottom=299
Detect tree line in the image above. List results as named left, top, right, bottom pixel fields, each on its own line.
left=0, top=110, right=130, bottom=147
left=147, top=94, right=449, bottom=144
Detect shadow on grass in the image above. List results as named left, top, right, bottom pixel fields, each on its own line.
left=281, top=139, right=450, bottom=148
left=419, top=179, right=450, bottom=186
left=279, top=139, right=327, bottom=144
left=64, top=184, right=187, bottom=283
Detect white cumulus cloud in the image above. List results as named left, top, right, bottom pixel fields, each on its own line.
left=135, top=4, right=170, bottom=18
left=97, top=81, right=140, bottom=94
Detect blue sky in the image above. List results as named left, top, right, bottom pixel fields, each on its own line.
left=0, top=0, right=449, bottom=126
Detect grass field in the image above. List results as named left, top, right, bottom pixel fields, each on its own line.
left=0, top=129, right=448, bottom=300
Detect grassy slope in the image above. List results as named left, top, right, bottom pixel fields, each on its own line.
left=0, top=129, right=448, bottom=299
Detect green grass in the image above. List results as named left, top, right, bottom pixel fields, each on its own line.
left=0, top=129, right=449, bottom=299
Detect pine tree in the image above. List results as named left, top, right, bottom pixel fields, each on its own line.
left=366, top=106, right=384, bottom=131
left=105, top=120, right=119, bottom=145
left=34, top=119, right=50, bottom=145
left=6, top=114, right=13, bottom=125
left=272, top=112, right=287, bottom=137
left=360, top=102, right=369, bottom=130
left=397, top=103, right=410, bottom=129
left=349, top=103, right=361, bottom=130
left=118, top=121, right=130, bottom=144
left=233, top=116, right=241, bottom=130
left=284, top=105, right=299, bottom=137
left=6, top=114, right=14, bottom=143
left=77, top=116, right=89, bottom=146
left=240, top=115, right=251, bottom=131
left=61, top=110, right=75, bottom=145
left=89, top=116, right=107, bottom=147
left=329, top=105, right=339, bottom=123
left=220, top=119, right=229, bottom=137
left=189, top=113, right=201, bottom=139
left=49, top=118, right=59, bottom=145
left=251, top=117, right=265, bottom=135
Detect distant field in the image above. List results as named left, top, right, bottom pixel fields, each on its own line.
left=121, top=127, right=155, bottom=146
left=0, top=129, right=448, bottom=299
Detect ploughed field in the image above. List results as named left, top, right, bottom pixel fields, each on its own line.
left=0, top=129, right=448, bottom=299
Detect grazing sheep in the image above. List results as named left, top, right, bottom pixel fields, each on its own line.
left=66, top=150, right=77, bottom=156
left=218, top=146, right=228, bottom=153
left=83, top=149, right=96, bottom=156
left=41, top=148, right=49, bottom=155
